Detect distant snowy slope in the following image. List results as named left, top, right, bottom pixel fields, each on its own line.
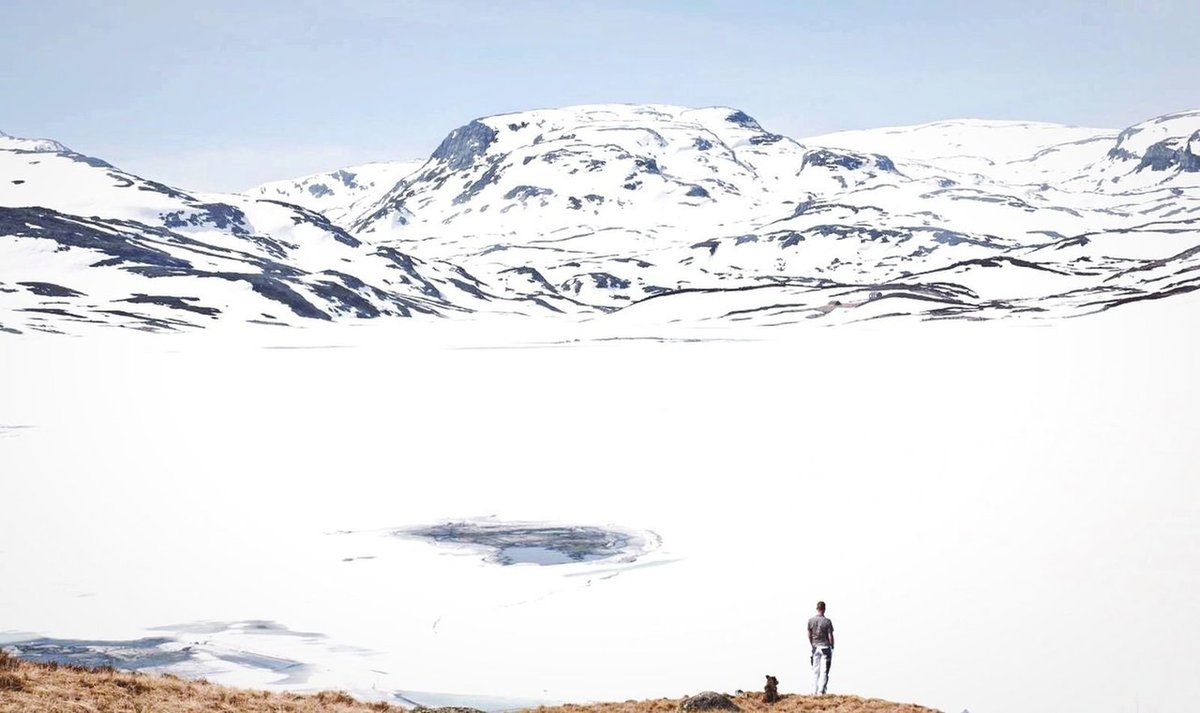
left=248, top=159, right=426, bottom=224
left=1068, top=109, right=1200, bottom=191
left=804, top=119, right=1113, bottom=168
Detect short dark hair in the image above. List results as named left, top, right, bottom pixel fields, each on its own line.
left=817, top=601, right=826, bottom=612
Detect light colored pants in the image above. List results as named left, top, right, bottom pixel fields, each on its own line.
left=811, top=645, right=832, bottom=694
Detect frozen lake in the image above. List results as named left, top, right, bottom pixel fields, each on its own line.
left=2, top=303, right=1198, bottom=713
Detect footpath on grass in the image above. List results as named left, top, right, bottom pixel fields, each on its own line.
left=0, top=650, right=939, bottom=713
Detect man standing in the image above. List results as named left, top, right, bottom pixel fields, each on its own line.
left=807, top=600, right=835, bottom=695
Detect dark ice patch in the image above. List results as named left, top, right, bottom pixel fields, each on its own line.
left=3, top=637, right=190, bottom=670
left=397, top=521, right=640, bottom=566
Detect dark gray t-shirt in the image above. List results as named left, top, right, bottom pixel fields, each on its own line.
left=808, top=614, right=834, bottom=647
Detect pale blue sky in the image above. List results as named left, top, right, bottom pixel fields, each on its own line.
left=3, top=0, right=1197, bottom=191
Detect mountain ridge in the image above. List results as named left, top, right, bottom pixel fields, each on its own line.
left=2, top=103, right=1198, bottom=334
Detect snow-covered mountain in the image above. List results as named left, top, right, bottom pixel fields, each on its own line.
left=344, top=104, right=1200, bottom=320
left=2, top=104, right=1198, bottom=333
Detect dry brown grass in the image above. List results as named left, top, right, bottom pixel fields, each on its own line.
left=0, top=649, right=398, bottom=712
left=0, top=649, right=936, bottom=713
left=529, top=693, right=939, bottom=713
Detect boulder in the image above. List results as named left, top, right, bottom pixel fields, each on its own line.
left=679, top=691, right=740, bottom=712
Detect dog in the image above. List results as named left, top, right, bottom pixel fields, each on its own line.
left=764, top=674, right=780, bottom=704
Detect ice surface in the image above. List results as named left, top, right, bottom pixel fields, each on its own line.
left=2, top=302, right=1199, bottom=713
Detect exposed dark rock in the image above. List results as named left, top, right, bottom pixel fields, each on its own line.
left=1137, top=134, right=1200, bottom=172
left=874, top=153, right=897, bottom=172
left=453, top=161, right=504, bottom=205
left=209, top=273, right=331, bottom=320
left=431, top=120, right=499, bottom=171
left=372, top=247, right=444, bottom=298
left=310, top=280, right=382, bottom=318
left=161, top=203, right=250, bottom=236
left=498, top=266, right=558, bottom=292
left=331, top=169, right=358, bottom=187
left=749, top=133, right=783, bottom=146
left=634, top=157, right=661, bottom=175
left=0, top=207, right=192, bottom=270
left=680, top=691, right=740, bottom=712
left=18, top=281, right=85, bottom=297
left=779, top=232, right=805, bottom=248
left=804, top=149, right=865, bottom=170
left=256, top=199, right=361, bottom=247
left=504, top=185, right=555, bottom=200
left=686, top=185, right=711, bottom=198
left=120, top=294, right=221, bottom=316
left=589, top=272, right=630, bottom=289
left=725, top=110, right=762, bottom=131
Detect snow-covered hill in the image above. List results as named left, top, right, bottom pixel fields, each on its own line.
left=0, top=137, right=581, bottom=334
left=2, top=104, right=1198, bottom=333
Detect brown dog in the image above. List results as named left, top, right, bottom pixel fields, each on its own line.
left=764, top=675, right=780, bottom=704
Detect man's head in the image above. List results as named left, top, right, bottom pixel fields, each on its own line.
left=816, top=600, right=826, bottom=614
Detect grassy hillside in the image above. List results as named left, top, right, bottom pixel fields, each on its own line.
left=0, top=650, right=937, bottom=713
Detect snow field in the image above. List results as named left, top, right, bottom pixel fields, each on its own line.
left=2, top=306, right=1199, bottom=713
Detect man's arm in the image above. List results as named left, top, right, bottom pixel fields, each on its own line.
left=829, top=624, right=835, bottom=648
